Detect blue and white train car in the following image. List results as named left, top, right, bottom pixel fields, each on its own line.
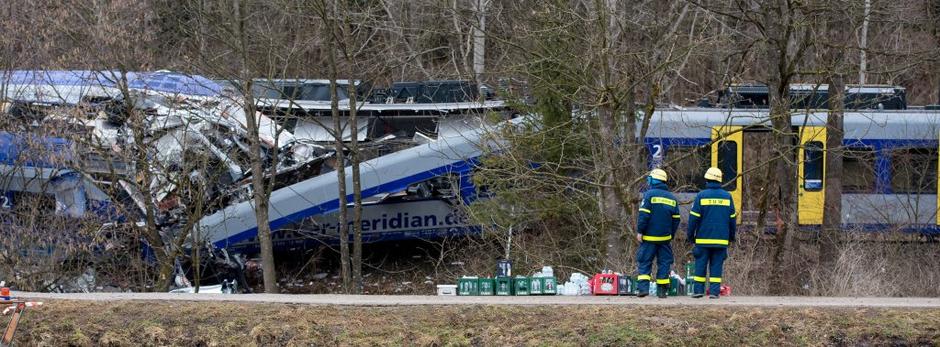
left=645, top=107, right=940, bottom=233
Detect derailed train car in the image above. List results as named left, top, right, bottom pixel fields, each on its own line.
left=0, top=70, right=514, bottom=254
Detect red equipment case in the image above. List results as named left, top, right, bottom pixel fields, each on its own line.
left=590, top=273, right=619, bottom=295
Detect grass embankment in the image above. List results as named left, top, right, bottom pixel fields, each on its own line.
left=13, top=301, right=940, bottom=346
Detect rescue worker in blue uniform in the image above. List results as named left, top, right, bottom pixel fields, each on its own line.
left=636, top=169, right=681, bottom=298
left=687, top=167, right=736, bottom=299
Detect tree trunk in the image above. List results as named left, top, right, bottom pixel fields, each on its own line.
left=820, top=73, right=845, bottom=267
left=597, top=107, right=623, bottom=270
left=596, top=0, right=626, bottom=270
left=927, top=0, right=940, bottom=103
left=621, top=84, right=640, bottom=266
left=348, top=81, right=363, bottom=294
left=326, top=44, right=351, bottom=293
left=933, top=30, right=940, bottom=104
left=471, top=0, right=486, bottom=81
left=235, top=0, right=277, bottom=294
left=767, top=71, right=798, bottom=296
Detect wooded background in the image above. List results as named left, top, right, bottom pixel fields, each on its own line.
left=0, top=0, right=939, bottom=296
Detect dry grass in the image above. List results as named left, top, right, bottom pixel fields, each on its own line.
left=10, top=300, right=940, bottom=346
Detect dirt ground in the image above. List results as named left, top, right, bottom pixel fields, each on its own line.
left=9, top=300, right=940, bottom=346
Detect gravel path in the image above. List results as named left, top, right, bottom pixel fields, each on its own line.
left=12, top=292, right=940, bottom=308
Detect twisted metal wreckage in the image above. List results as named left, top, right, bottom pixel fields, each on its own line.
left=0, top=71, right=516, bottom=275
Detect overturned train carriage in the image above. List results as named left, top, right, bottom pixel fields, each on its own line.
left=210, top=100, right=515, bottom=252
left=646, top=108, right=940, bottom=233
left=0, top=70, right=517, bottom=253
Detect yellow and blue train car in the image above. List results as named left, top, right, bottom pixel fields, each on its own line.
left=644, top=108, right=940, bottom=233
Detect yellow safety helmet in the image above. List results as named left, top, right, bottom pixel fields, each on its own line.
left=704, top=167, right=723, bottom=182
left=649, top=169, right=668, bottom=182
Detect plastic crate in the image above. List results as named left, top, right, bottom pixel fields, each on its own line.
left=542, top=277, right=557, bottom=295
left=529, top=277, right=543, bottom=295
left=478, top=278, right=495, bottom=296
left=617, top=275, right=635, bottom=295
left=669, top=277, right=679, bottom=296
left=458, top=276, right=479, bottom=296
left=513, top=276, right=530, bottom=295
left=591, top=273, right=618, bottom=295
left=495, top=276, right=512, bottom=296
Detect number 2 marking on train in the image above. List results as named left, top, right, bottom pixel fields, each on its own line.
left=652, top=144, right=663, bottom=158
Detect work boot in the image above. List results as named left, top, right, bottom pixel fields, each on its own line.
left=637, top=292, right=648, bottom=298
left=708, top=295, right=720, bottom=299
left=657, top=285, right=669, bottom=298
left=691, top=293, right=704, bottom=298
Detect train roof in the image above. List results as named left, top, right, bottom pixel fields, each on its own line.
left=647, top=108, right=940, bottom=141
left=3, top=70, right=222, bottom=97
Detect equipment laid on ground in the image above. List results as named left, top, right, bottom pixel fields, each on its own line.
left=436, top=284, right=457, bottom=296
left=590, top=272, right=618, bottom=295
left=529, top=277, right=543, bottom=295
left=538, top=276, right=557, bottom=295
left=584, top=272, right=686, bottom=296
left=454, top=265, right=558, bottom=296
left=495, top=277, right=512, bottom=296
left=513, top=276, right=530, bottom=296
left=478, top=278, right=495, bottom=296
left=706, top=285, right=732, bottom=297
left=617, top=275, right=635, bottom=295
left=0, top=284, right=43, bottom=347
left=458, top=276, right=479, bottom=296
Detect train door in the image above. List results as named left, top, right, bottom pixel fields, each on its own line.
left=798, top=126, right=826, bottom=225
left=711, top=126, right=742, bottom=223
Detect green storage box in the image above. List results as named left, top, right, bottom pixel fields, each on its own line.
left=513, top=276, right=530, bottom=295
left=478, top=278, right=495, bottom=296
left=495, top=276, right=512, bottom=296
left=529, top=276, right=557, bottom=295
left=529, top=277, right=543, bottom=295
left=458, top=276, right=479, bottom=296
left=541, top=276, right=557, bottom=295
left=617, top=276, right=636, bottom=295
left=669, top=277, right=679, bottom=296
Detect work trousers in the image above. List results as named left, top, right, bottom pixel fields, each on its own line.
left=692, top=245, right=727, bottom=295
left=636, top=242, right=673, bottom=293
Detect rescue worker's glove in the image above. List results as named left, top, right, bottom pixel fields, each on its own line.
left=636, top=233, right=643, bottom=243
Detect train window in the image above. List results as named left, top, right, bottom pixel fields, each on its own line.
left=717, top=141, right=737, bottom=190
left=664, top=145, right=709, bottom=192
left=842, top=148, right=876, bottom=193
left=803, top=141, right=824, bottom=191
left=890, top=148, right=938, bottom=194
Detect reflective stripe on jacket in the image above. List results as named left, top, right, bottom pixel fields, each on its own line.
left=637, top=182, right=680, bottom=243
left=687, top=181, right=736, bottom=247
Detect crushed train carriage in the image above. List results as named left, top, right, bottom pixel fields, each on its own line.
left=0, top=70, right=514, bottom=256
